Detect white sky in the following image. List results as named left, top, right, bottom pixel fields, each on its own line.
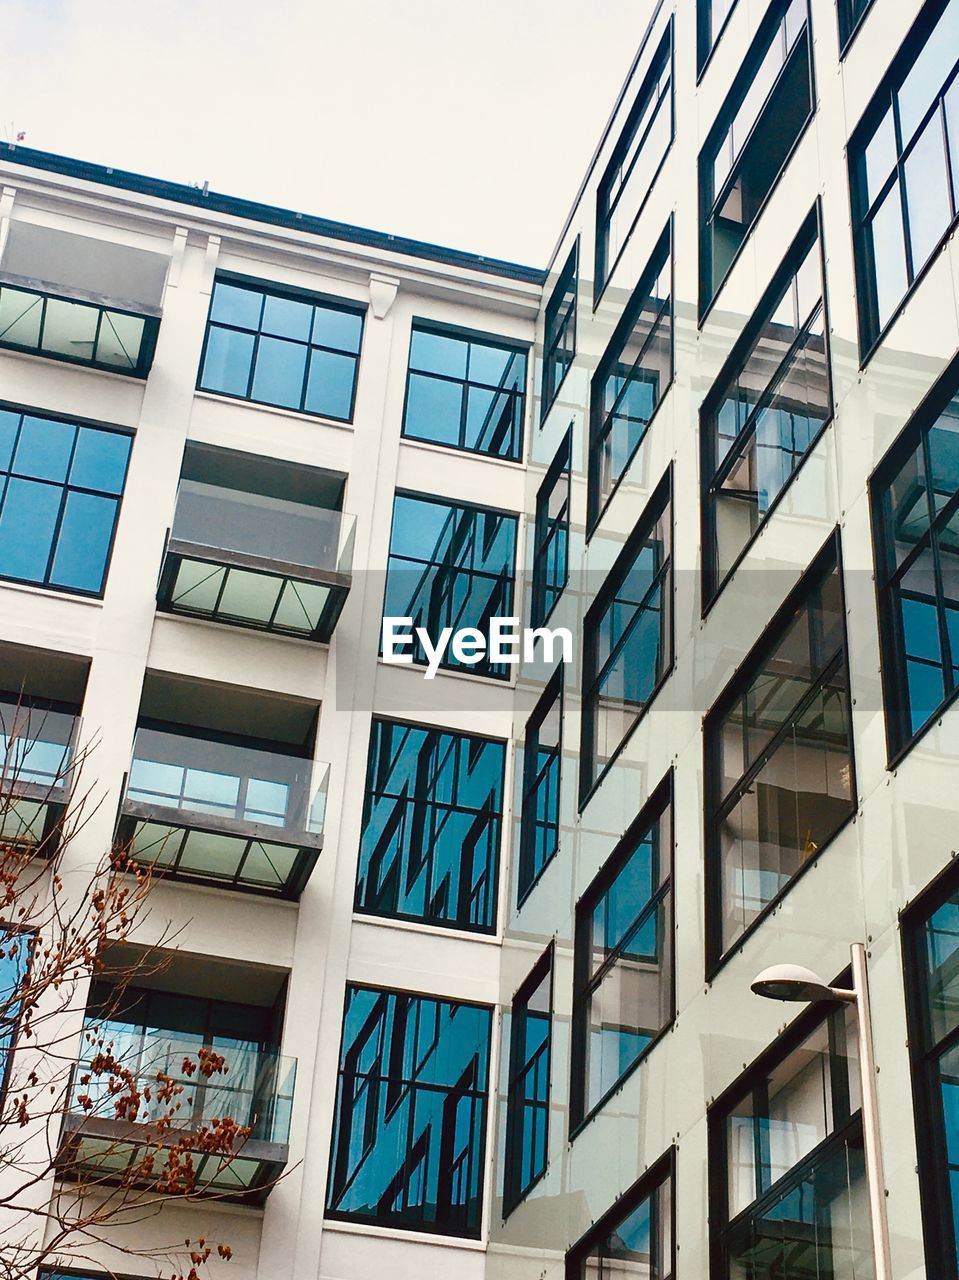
left=0, top=0, right=644, bottom=266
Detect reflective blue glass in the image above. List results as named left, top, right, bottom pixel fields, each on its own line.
left=531, top=432, right=571, bottom=627
left=327, top=986, right=492, bottom=1236
left=356, top=719, right=505, bottom=931
left=0, top=412, right=18, bottom=471
left=0, top=926, right=29, bottom=1094
left=251, top=336, right=307, bottom=409
left=261, top=294, right=312, bottom=341
left=518, top=673, right=562, bottom=904
left=14, top=416, right=74, bottom=482
left=305, top=349, right=356, bottom=420
left=311, top=306, right=363, bottom=353
left=210, top=282, right=262, bottom=328
left=503, top=953, right=551, bottom=1214
left=200, top=326, right=255, bottom=396
left=0, top=478, right=60, bottom=581
left=70, top=426, right=131, bottom=495
left=50, top=492, right=118, bottom=592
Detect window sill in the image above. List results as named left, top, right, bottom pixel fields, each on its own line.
left=0, top=577, right=105, bottom=608
left=398, top=434, right=526, bottom=469
left=154, top=607, right=330, bottom=649
left=193, top=389, right=355, bottom=431
left=351, top=911, right=502, bottom=945
left=0, top=342, right=152, bottom=387
left=376, top=656, right=518, bottom=689
left=322, top=1216, right=486, bottom=1250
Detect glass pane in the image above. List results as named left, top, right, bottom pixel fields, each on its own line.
left=170, top=558, right=225, bottom=612
left=864, top=104, right=898, bottom=207
left=410, top=328, right=468, bottom=378
left=903, top=108, right=952, bottom=273
left=312, top=305, right=363, bottom=353
left=261, top=294, right=312, bottom=341
left=0, top=477, right=60, bottom=582
left=897, top=0, right=959, bottom=146
left=273, top=578, right=330, bottom=632
left=0, top=286, right=41, bottom=348
left=13, top=416, right=75, bottom=483
left=304, top=348, right=355, bottom=419
left=923, top=894, right=959, bottom=1044
left=200, top=326, right=255, bottom=396
left=251, top=336, right=307, bottom=410
left=70, top=428, right=131, bottom=495
left=49, top=491, right=117, bottom=593
left=217, top=567, right=282, bottom=623
left=40, top=297, right=98, bottom=358
left=868, top=181, right=909, bottom=337
left=404, top=372, right=462, bottom=446
left=96, top=310, right=145, bottom=369
left=210, top=282, right=262, bottom=328
left=0, top=411, right=20, bottom=471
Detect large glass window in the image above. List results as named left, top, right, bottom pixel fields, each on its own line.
left=570, top=778, right=672, bottom=1128
left=699, top=0, right=814, bottom=317
left=594, top=24, right=673, bottom=299
left=355, top=719, right=506, bottom=932
left=198, top=277, right=364, bottom=421
left=0, top=406, right=131, bottom=596
left=589, top=224, right=672, bottom=530
left=871, top=359, right=959, bottom=760
left=517, top=669, right=562, bottom=907
left=566, top=1153, right=673, bottom=1279
left=850, top=0, right=959, bottom=354
left=383, top=492, right=518, bottom=680
left=0, top=925, right=29, bottom=1100
left=531, top=428, right=571, bottom=627
left=403, top=323, right=526, bottom=461
left=702, top=209, right=830, bottom=604
left=705, top=537, right=855, bottom=968
left=711, top=1003, right=870, bottom=1280
left=327, top=986, right=492, bottom=1237
left=541, top=243, right=578, bottom=422
left=904, top=864, right=959, bottom=1280
left=698, top=0, right=740, bottom=71
left=581, top=471, right=671, bottom=799
left=503, top=946, right=552, bottom=1216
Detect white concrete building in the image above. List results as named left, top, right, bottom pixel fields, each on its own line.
left=0, top=1, right=958, bottom=1278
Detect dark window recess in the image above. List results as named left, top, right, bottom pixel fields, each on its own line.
left=871, top=357, right=959, bottom=760
left=698, top=0, right=740, bottom=71
left=566, top=1152, right=674, bottom=1279
left=705, top=536, right=855, bottom=968
left=589, top=222, right=672, bottom=530
left=699, top=0, right=814, bottom=317
left=355, top=719, right=506, bottom=933
left=595, top=24, right=673, bottom=298
left=198, top=276, right=364, bottom=421
left=837, top=0, right=874, bottom=51
left=710, top=1002, right=870, bottom=1279
left=503, top=947, right=552, bottom=1216
left=849, top=0, right=959, bottom=356
left=517, top=668, right=563, bottom=906
left=541, top=243, right=578, bottom=421
left=383, top=492, right=518, bottom=680
left=0, top=925, right=30, bottom=1101
left=581, top=471, right=672, bottom=799
left=326, top=985, right=492, bottom=1238
left=403, top=323, right=527, bottom=461
left=903, top=863, right=959, bottom=1280
left=702, top=208, right=831, bottom=604
left=531, top=428, right=572, bottom=626
left=0, top=405, right=131, bottom=597
left=570, top=777, right=672, bottom=1129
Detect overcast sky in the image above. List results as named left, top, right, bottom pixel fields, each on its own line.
left=0, top=0, right=643, bottom=266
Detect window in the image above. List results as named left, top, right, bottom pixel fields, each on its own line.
left=503, top=946, right=552, bottom=1215
left=589, top=223, right=672, bottom=530
left=326, top=985, right=492, bottom=1237
left=581, top=470, right=671, bottom=799
left=702, top=207, right=831, bottom=604
left=849, top=0, right=959, bottom=356
left=704, top=535, right=855, bottom=969
left=595, top=24, right=673, bottom=299
left=0, top=925, right=30, bottom=1100
left=355, top=719, right=506, bottom=932
left=710, top=1001, right=869, bottom=1279
left=0, top=406, right=131, bottom=596
left=403, top=323, right=526, bottom=461
left=903, top=863, right=959, bottom=1280
left=699, top=0, right=814, bottom=318
left=871, top=357, right=959, bottom=761
left=566, top=1152, right=674, bottom=1279
left=383, top=492, right=518, bottom=679
left=517, top=668, right=562, bottom=906
left=530, top=427, right=571, bottom=626
left=698, top=0, right=740, bottom=71
left=837, top=0, right=874, bottom=51
left=198, top=276, right=364, bottom=420
left=541, top=242, right=578, bottom=422
left=571, top=777, right=672, bottom=1130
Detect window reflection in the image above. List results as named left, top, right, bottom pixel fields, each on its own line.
left=531, top=429, right=571, bottom=627
left=503, top=948, right=552, bottom=1215
left=518, top=669, right=562, bottom=905
left=567, top=1154, right=673, bottom=1278
left=542, top=243, right=578, bottom=420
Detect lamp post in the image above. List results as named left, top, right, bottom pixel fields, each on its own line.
left=751, top=943, right=892, bottom=1280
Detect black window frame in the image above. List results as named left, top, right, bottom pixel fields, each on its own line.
left=594, top=20, right=674, bottom=305
left=697, top=0, right=743, bottom=78
left=530, top=426, right=572, bottom=628
left=837, top=0, right=876, bottom=55
left=502, top=942, right=554, bottom=1217
left=541, top=241, right=579, bottom=424
left=197, top=272, right=366, bottom=423
left=700, top=202, right=833, bottom=611
left=588, top=220, right=673, bottom=536
left=703, top=530, right=857, bottom=975
left=698, top=0, right=817, bottom=324
left=401, top=319, right=529, bottom=462
left=517, top=666, right=564, bottom=909
left=870, top=350, right=959, bottom=766
left=569, top=772, right=674, bottom=1134
left=565, top=1146, right=676, bottom=1279
left=580, top=467, right=673, bottom=807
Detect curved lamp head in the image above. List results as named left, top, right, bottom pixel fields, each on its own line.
left=751, top=963, right=855, bottom=1004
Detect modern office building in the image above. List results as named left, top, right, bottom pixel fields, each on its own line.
left=0, top=0, right=957, bottom=1276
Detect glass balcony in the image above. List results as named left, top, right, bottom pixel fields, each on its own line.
left=156, top=480, right=355, bottom=641
left=0, top=695, right=78, bottom=851
left=115, top=726, right=328, bottom=898
left=0, top=272, right=160, bottom=376
left=59, top=1027, right=295, bottom=1204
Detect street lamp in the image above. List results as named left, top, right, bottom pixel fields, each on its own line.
left=751, top=943, right=892, bottom=1280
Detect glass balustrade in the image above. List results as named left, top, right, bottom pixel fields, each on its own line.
left=0, top=694, right=78, bottom=849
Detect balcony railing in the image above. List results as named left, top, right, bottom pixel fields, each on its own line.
left=59, top=1027, right=295, bottom=1204
left=115, top=726, right=328, bottom=898
left=0, top=695, right=79, bottom=850
left=0, top=272, right=160, bottom=376
left=156, top=480, right=355, bottom=641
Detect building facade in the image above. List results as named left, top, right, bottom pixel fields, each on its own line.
left=0, top=0, right=958, bottom=1277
